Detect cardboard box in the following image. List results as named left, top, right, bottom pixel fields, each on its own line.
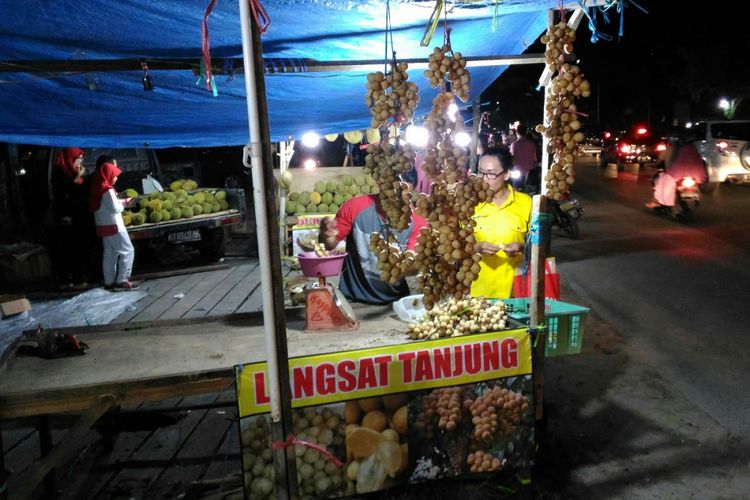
left=0, top=295, right=32, bottom=318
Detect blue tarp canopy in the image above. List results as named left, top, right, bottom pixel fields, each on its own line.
left=0, top=0, right=564, bottom=147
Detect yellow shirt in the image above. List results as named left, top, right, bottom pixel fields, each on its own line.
left=470, top=186, right=532, bottom=299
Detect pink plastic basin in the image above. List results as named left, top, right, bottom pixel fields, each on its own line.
left=297, top=251, right=348, bottom=278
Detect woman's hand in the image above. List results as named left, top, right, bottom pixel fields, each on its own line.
left=502, top=242, right=523, bottom=257
left=475, top=241, right=504, bottom=256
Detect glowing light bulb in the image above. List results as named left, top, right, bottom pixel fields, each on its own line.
left=301, top=132, right=320, bottom=148
left=303, top=158, right=317, bottom=170
left=405, top=125, right=429, bottom=147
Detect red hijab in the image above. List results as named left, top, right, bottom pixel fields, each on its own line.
left=54, top=147, right=85, bottom=183
left=90, top=162, right=122, bottom=212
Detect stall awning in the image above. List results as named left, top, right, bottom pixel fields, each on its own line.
left=0, top=0, right=569, bottom=147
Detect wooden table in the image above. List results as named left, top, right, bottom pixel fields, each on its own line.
left=0, top=303, right=408, bottom=499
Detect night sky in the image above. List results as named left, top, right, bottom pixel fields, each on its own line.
left=484, top=0, right=750, bottom=134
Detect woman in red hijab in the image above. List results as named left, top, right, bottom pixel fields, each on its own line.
left=50, top=147, right=94, bottom=289
left=90, top=155, right=138, bottom=291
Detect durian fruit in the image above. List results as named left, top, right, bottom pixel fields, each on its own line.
left=160, top=209, right=171, bottom=221
left=354, top=174, right=366, bottom=186
left=342, top=175, right=353, bottom=186
left=314, top=181, right=327, bottom=194
left=149, top=191, right=162, bottom=200
left=149, top=199, right=163, bottom=212
left=348, top=185, right=359, bottom=196
left=305, top=202, right=316, bottom=212
left=131, top=212, right=145, bottom=225
left=288, top=192, right=300, bottom=202
left=125, top=188, right=139, bottom=198
left=333, top=193, right=344, bottom=205
left=182, top=180, right=198, bottom=191
left=163, top=192, right=176, bottom=202
left=298, top=191, right=311, bottom=206
left=170, top=180, right=184, bottom=192
left=219, top=200, right=229, bottom=211
left=193, top=192, right=206, bottom=204
left=149, top=211, right=163, bottom=223
left=326, top=181, right=337, bottom=193
left=329, top=203, right=340, bottom=213
left=139, top=198, right=150, bottom=210
left=193, top=204, right=204, bottom=216
left=318, top=203, right=330, bottom=213
left=286, top=202, right=297, bottom=215
left=310, top=192, right=322, bottom=205
left=175, top=189, right=188, bottom=199
left=336, top=182, right=346, bottom=194
left=122, top=212, right=132, bottom=226
left=365, top=175, right=376, bottom=186
left=215, top=190, right=227, bottom=201
left=202, top=203, right=212, bottom=214
left=212, top=202, right=220, bottom=213
left=370, top=185, right=380, bottom=194
left=321, top=192, right=333, bottom=205
left=170, top=207, right=182, bottom=219
left=162, top=199, right=174, bottom=211
left=182, top=206, right=194, bottom=218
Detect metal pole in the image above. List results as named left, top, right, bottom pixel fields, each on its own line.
left=238, top=2, right=297, bottom=498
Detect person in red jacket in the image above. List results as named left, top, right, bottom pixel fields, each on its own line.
left=90, top=155, right=138, bottom=291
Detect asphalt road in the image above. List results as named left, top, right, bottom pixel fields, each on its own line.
left=553, top=158, right=750, bottom=442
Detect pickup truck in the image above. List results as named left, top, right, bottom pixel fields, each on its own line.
left=48, top=147, right=246, bottom=261
left=126, top=188, right=246, bottom=261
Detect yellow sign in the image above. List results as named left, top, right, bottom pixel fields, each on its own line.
left=236, top=328, right=530, bottom=417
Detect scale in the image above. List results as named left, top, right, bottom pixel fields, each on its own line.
left=298, top=252, right=359, bottom=332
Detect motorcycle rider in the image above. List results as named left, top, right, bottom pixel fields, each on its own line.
left=645, top=139, right=707, bottom=209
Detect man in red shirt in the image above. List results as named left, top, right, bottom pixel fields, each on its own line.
left=319, top=193, right=427, bottom=305
left=509, top=124, right=538, bottom=178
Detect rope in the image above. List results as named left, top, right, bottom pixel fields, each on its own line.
left=420, top=0, right=443, bottom=47
left=248, top=0, right=271, bottom=33
left=491, top=0, right=503, bottom=33
left=272, top=434, right=344, bottom=467
left=201, top=0, right=218, bottom=93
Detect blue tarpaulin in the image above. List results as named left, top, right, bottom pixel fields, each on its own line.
left=0, top=0, right=564, bottom=147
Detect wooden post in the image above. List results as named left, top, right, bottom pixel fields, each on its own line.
left=529, top=195, right=547, bottom=422
left=248, top=14, right=298, bottom=500
left=469, top=99, right=481, bottom=173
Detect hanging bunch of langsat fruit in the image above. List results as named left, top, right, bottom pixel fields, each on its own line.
left=535, top=20, right=591, bottom=201
left=424, top=44, right=470, bottom=102
left=404, top=44, right=494, bottom=310
left=365, top=61, right=420, bottom=130
left=364, top=58, right=420, bottom=283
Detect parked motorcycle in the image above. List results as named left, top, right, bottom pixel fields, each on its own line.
left=516, top=166, right=584, bottom=239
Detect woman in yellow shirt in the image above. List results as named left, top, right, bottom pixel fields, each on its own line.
left=471, top=148, right=532, bottom=299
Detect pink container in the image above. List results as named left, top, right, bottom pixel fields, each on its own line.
left=297, top=251, right=348, bottom=278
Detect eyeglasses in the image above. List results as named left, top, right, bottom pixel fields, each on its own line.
left=478, top=170, right=503, bottom=180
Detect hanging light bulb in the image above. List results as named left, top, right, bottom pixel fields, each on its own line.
left=301, top=132, right=320, bottom=148
left=405, top=125, right=429, bottom=147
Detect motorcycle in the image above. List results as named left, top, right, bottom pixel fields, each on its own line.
left=516, top=167, right=584, bottom=239
left=651, top=175, right=702, bottom=222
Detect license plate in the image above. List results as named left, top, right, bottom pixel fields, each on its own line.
left=168, top=229, right=201, bottom=243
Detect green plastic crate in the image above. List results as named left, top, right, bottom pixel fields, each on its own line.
left=499, top=298, right=590, bottom=357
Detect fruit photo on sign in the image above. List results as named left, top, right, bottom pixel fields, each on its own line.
left=240, top=406, right=348, bottom=499
left=408, top=377, right=534, bottom=483
left=344, top=395, right=409, bottom=494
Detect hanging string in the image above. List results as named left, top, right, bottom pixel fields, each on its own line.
left=491, top=0, right=503, bottom=33
left=201, top=0, right=218, bottom=93
left=420, top=0, right=443, bottom=47
left=140, top=59, right=154, bottom=91
left=248, top=0, right=271, bottom=33
left=580, top=3, right=613, bottom=43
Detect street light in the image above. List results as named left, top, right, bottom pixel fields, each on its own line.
left=719, top=98, right=730, bottom=111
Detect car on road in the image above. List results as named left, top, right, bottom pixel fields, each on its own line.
left=690, top=120, right=750, bottom=187
left=599, top=126, right=668, bottom=168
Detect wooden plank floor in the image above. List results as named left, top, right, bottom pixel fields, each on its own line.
left=1, top=256, right=300, bottom=499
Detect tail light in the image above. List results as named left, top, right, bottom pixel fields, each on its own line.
left=716, top=141, right=729, bottom=155
left=680, top=177, right=696, bottom=188
left=619, top=143, right=632, bottom=154
left=655, top=143, right=667, bottom=152
left=603, top=131, right=612, bottom=139
left=636, top=127, right=648, bottom=135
